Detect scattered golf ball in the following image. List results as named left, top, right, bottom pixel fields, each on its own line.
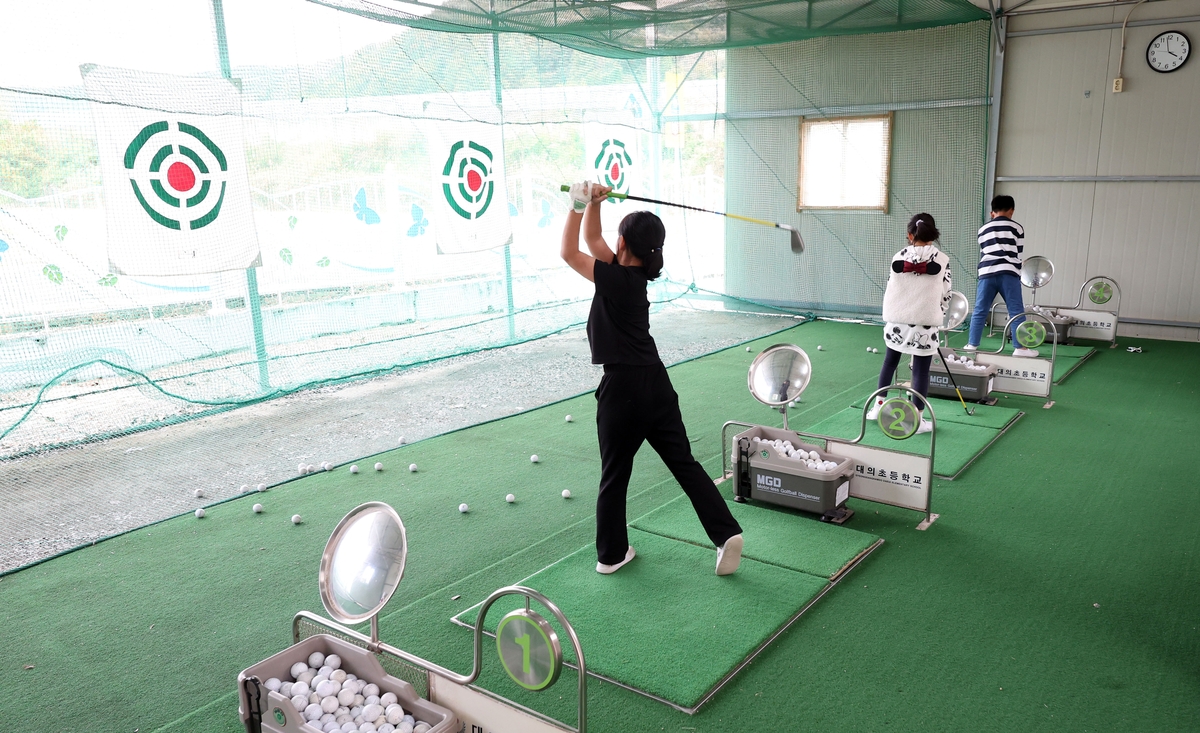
left=506, top=494, right=515, bottom=503
left=350, top=465, right=359, bottom=474
left=307, top=464, right=316, bottom=473
left=195, top=508, right=205, bottom=519
left=398, top=436, right=407, bottom=444
left=241, top=484, right=250, bottom=493
left=322, top=462, right=332, bottom=472
left=291, top=514, right=303, bottom=525
left=872, top=348, right=879, bottom=354
left=375, top=462, right=384, bottom=472
left=867, top=347, right=872, bottom=352
left=253, top=503, right=263, bottom=513
left=565, top=415, right=573, bottom=422
left=194, top=488, right=204, bottom=498
left=257, top=483, right=266, bottom=492
left=458, top=503, right=469, bottom=513
left=530, top=454, right=539, bottom=463
left=817, top=345, right=823, bottom=351
left=746, top=346, right=751, bottom=352
left=408, top=464, right=418, bottom=472
left=562, top=489, right=572, bottom=499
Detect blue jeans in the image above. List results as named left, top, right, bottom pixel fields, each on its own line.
left=968, top=273, right=1026, bottom=346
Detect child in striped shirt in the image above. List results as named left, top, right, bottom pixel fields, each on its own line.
left=964, top=195, right=1039, bottom=357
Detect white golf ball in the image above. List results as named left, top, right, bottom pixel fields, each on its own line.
left=325, top=655, right=342, bottom=670
left=194, top=508, right=205, bottom=519
left=305, top=703, right=323, bottom=721
left=299, top=463, right=308, bottom=475
left=266, top=678, right=282, bottom=692
left=291, top=662, right=308, bottom=678
left=562, top=489, right=572, bottom=499
left=375, top=462, right=384, bottom=472
left=291, top=695, right=308, bottom=713
left=338, top=689, right=355, bottom=706
left=350, top=465, right=359, bottom=474
left=817, top=345, right=823, bottom=351
left=307, top=464, right=316, bottom=473
left=565, top=415, right=573, bottom=422
left=398, top=436, right=406, bottom=444
left=874, top=348, right=880, bottom=354
left=322, top=697, right=340, bottom=714
left=330, top=670, right=346, bottom=683
left=292, top=514, right=303, bottom=525
left=530, top=454, right=539, bottom=463
left=257, top=483, right=266, bottom=492
left=380, top=693, right=398, bottom=708
left=253, top=503, right=263, bottom=513
left=194, top=489, right=204, bottom=498
left=241, top=484, right=250, bottom=493
left=363, top=684, right=379, bottom=698
left=506, top=494, right=515, bottom=503
left=459, top=503, right=469, bottom=513
left=746, top=346, right=751, bottom=351
left=293, top=680, right=311, bottom=697
left=408, top=463, right=418, bottom=472
left=323, top=462, right=332, bottom=472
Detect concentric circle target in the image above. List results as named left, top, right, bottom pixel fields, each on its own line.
left=594, top=138, right=633, bottom=195
left=1016, top=320, right=1047, bottom=349
left=1088, top=281, right=1113, bottom=304
left=441, top=140, right=496, bottom=220
left=124, top=121, right=228, bottom=231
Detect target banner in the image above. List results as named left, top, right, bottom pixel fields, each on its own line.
left=585, top=124, right=641, bottom=203
left=425, top=121, right=511, bottom=253
left=83, top=65, right=259, bottom=276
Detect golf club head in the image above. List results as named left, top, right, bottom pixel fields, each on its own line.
left=787, top=226, right=804, bottom=254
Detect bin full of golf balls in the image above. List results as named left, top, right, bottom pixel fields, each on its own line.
left=238, top=633, right=457, bottom=733
left=928, top=350, right=998, bottom=402
left=730, top=425, right=853, bottom=518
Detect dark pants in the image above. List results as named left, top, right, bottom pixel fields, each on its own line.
left=879, top=348, right=931, bottom=411
left=594, top=362, right=742, bottom=565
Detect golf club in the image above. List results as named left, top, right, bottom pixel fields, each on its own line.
left=560, top=184, right=804, bottom=253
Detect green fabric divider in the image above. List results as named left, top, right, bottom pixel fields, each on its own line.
left=630, top=494, right=878, bottom=579
left=850, top=397, right=1021, bottom=430
left=453, top=528, right=829, bottom=708
left=803, top=406, right=1001, bottom=477
left=3, top=323, right=1200, bottom=732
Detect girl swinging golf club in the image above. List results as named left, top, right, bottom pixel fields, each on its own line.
left=562, top=181, right=744, bottom=576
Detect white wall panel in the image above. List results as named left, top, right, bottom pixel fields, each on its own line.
left=996, top=10, right=1200, bottom=329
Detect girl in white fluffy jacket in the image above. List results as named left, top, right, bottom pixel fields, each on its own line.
left=867, top=213, right=951, bottom=434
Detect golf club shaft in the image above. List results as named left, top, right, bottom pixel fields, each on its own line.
left=935, top=347, right=975, bottom=417
left=559, top=185, right=791, bottom=233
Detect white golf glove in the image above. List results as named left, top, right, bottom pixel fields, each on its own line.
left=569, top=181, right=592, bottom=213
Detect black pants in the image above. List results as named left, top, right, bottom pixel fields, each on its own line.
left=594, top=362, right=742, bottom=565
left=878, top=347, right=931, bottom=411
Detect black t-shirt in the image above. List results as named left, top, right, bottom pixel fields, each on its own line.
left=587, top=258, right=660, bottom=366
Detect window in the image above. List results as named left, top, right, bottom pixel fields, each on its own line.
left=797, top=114, right=891, bottom=212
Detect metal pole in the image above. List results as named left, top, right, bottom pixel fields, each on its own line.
left=983, top=13, right=1006, bottom=222
left=491, top=6, right=516, bottom=342
left=212, top=0, right=271, bottom=391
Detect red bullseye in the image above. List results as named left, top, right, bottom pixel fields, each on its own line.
left=167, top=162, right=196, bottom=193
left=610, top=162, right=620, bottom=180
left=466, top=169, right=483, bottom=193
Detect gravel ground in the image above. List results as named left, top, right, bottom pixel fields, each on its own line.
left=0, top=307, right=797, bottom=573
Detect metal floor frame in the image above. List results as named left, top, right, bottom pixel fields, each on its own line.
left=450, top=536, right=884, bottom=716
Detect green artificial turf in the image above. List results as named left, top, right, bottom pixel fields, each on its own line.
left=452, top=528, right=830, bottom=708
left=2, top=320, right=1199, bottom=733
left=850, top=397, right=1022, bottom=430
left=803, top=405, right=1005, bottom=477
left=630, top=493, right=878, bottom=578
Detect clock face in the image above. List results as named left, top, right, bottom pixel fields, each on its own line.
left=1147, top=31, right=1190, bottom=73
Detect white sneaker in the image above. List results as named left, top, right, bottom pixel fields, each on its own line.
left=916, top=418, right=933, bottom=434
left=961, top=344, right=978, bottom=352
left=596, top=545, right=636, bottom=575
left=1013, top=348, right=1040, bottom=358
left=865, top=397, right=885, bottom=420
left=716, top=534, right=743, bottom=576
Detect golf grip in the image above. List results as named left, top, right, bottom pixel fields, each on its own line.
left=558, top=184, right=781, bottom=230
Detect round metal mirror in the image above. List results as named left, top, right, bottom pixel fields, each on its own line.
left=319, top=502, right=408, bottom=624
left=942, top=291, right=969, bottom=331
left=1020, top=256, right=1055, bottom=289
left=747, top=344, right=812, bottom=407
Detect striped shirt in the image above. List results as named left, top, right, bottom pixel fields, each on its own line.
left=977, top=216, right=1024, bottom=278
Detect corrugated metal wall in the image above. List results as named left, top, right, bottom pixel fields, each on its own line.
left=997, top=3, right=1200, bottom=336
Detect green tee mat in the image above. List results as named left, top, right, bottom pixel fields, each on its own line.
left=451, top=528, right=853, bottom=710
left=802, top=403, right=1021, bottom=479
left=630, top=493, right=879, bottom=579
left=3, top=324, right=1200, bottom=733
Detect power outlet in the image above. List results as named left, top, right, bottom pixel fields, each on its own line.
left=1112, top=77, right=1124, bottom=93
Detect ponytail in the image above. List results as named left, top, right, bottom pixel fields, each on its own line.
left=907, top=213, right=940, bottom=244
left=618, top=210, right=666, bottom=280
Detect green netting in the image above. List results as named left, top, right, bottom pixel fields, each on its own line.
left=0, top=0, right=991, bottom=565
left=313, top=0, right=988, bottom=58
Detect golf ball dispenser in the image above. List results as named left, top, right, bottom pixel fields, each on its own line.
left=928, top=350, right=997, bottom=402
left=725, top=346, right=938, bottom=529
left=237, top=502, right=589, bottom=733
